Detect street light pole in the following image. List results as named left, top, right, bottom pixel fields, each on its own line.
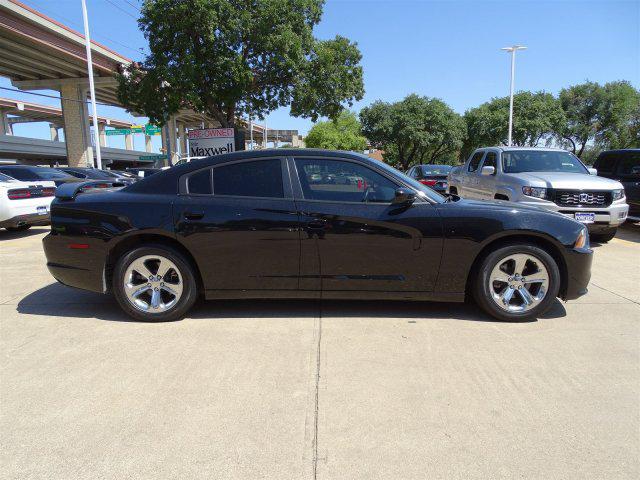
left=501, top=45, right=527, bottom=147
left=81, top=0, right=102, bottom=169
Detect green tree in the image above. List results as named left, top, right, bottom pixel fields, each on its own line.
left=463, top=91, right=566, bottom=158
left=304, top=111, right=367, bottom=151
left=117, top=0, right=364, bottom=129
left=558, top=81, right=605, bottom=157
left=360, top=94, right=466, bottom=170
left=600, top=81, right=640, bottom=149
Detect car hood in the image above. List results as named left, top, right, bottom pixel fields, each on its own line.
left=510, top=172, right=622, bottom=189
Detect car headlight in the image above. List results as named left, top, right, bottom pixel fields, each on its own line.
left=612, top=189, right=625, bottom=201
left=522, top=186, right=547, bottom=199
left=574, top=227, right=590, bottom=249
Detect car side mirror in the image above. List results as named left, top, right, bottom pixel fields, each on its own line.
left=588, top=167, right=598, bottom=176
left=392, top=187, right=416, bottom=205
left=481, top=165, right=495, bottom=176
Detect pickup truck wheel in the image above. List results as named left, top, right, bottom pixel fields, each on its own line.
left=590, top=228, right=617, bottom=243
left=473, top=244, right=560, bottom=322
left=113, top=244, right=198, bottom=322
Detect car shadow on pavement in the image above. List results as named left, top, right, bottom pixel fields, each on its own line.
left=0, top=226, right=50, bottom=240
left=17, top=282, right=566, bottom=324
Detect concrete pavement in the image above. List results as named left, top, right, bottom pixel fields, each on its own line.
left=1, top=224, right=639, bottom=479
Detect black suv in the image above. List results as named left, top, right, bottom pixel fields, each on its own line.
left=594, top=149, right=640, bottom=218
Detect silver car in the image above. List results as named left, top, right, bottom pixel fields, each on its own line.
left=448, top=147, right=629, bottom=242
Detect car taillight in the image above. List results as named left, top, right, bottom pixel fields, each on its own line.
left=8, top=189, right=31, bottom=199
left=419, top=179, right=437, bottom=186
left=41, top=187, right=56, bottom=197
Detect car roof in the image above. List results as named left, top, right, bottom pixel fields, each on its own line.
left=126, top=149, right=382, bottom=195
left=493, top=146, right=568, bottom=153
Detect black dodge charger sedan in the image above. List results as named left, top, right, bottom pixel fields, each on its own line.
left=43, top=149, right=592, bottom=322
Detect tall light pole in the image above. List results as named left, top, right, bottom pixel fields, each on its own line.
left=81, top=0, right=102, bottom=169
left=501, top=45, right=527, bottom=147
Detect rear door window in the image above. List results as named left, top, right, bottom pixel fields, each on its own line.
left=212, top=159, right=284, bottom=198
left=468, top=152, right=485, bottom=172
left=187, top=169, right=212, bottom=194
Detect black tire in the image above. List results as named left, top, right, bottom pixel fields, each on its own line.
left=590, top=228, right=617, bottom=243
left=6, top=225, right=31, bottom=232
left=473, top=243, right=560, bottom=322
left=449, top=186, right=458, bottom=195
left=112, top=244, right=198, bottom=322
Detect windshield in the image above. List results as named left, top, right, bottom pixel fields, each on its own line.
left=502, top=150, right=588, bottom=174
left=356, top=154, right=446, bottom=203
left=420, top=165, right=452, bottom=175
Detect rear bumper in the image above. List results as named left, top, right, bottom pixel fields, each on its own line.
left=562, top=247, right=593, bottom=301
left=0, top=212, right=50, bottom=228
left=42, top=233, right=106, bottom=294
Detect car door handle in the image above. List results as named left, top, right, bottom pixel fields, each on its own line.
left=184, top=211, right=204, bottom=220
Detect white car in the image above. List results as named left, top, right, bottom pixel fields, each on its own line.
left=0, top=173, right=56, bottom=231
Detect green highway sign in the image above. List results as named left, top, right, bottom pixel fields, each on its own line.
left=145, top=125, right=162, bottom=135
left=105, top=128, right=131, bottom=136
left=138, top=154, right=166, bottom=161
left=130, top=125, right=145, bottom=133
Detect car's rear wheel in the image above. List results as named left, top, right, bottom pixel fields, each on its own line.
left=590, top=228, right=617, bottom=243
left=113, top=245, right=198, bottom=322
left=473, top=244, right=560, bottom=321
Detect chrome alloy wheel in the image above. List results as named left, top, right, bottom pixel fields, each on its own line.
left=123, top=255, right=183, bottom=313
left=488, top=253, right=549, bottom=313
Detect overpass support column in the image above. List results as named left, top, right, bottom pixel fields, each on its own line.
left=98, top=123, right=107, bottom=147
left=160, top=117, right=178, bottom=165
left=125, top=133, right=134, bottom=150
left=49, top=124, right=59, bottom=141
left=0, top=110, right=12, bottom=135
left=60, top=83, right=93, bottom=167
left=145, top=135, right=153, bottom=152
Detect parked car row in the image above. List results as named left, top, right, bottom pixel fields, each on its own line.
left=43, top=148, right=594, bottom=323
left=404, top=148, right=636, bottom=244
left=0, top=165, right=141, bottom=231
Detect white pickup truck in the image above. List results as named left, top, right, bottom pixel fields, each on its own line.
left=448, top=147, right=629, bottom=242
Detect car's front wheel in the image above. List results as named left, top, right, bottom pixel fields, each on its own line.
left=473, top=244, right=560, bottom=321
left=113, top=244, right=198, bottom=322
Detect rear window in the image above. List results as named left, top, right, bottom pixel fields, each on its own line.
left=212, top=159, right=283, bottom=198
left=0, top=168, right=33, bottom=181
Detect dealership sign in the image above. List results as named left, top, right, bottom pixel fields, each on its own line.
left=188, top=128, right=235, bottom=157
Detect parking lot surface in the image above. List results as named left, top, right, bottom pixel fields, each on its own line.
left=1, top=224, right=639, bottom=479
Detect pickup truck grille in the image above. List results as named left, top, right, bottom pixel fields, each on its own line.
left=552, top=190, right=612, bottom=208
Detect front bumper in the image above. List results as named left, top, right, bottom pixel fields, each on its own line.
left=0, top=212, right=50, bottom=228
left=519, top=199, right=629, bottom=229
left=562, top=246, right=593, bottom=301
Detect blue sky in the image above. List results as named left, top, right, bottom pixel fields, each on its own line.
left=2, top=0, right=639, bottom=150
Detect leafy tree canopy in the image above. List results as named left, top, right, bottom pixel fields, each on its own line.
left=599, top=81, right=640, bottom=149
left=558, top=81, right=605, bottom=156
left=304, top=111, right=367, bottom=151
left=360, top=94, right=466, bottom=170
left=117, top=0, right=364, bottom=128
left=463, top=91, right=566, bottom=158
